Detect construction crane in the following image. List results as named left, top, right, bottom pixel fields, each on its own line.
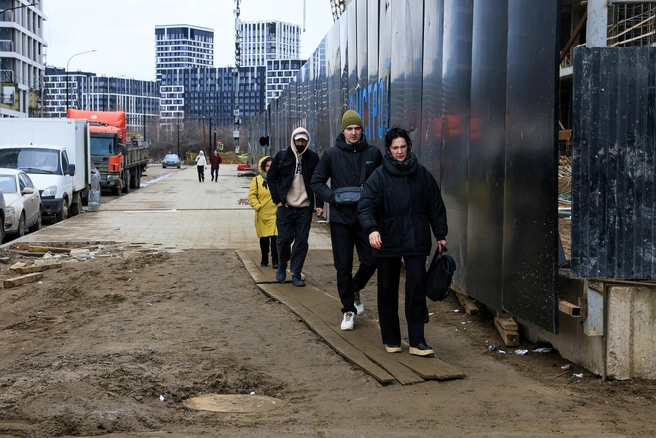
left=329, top=0, right=347, bottom=21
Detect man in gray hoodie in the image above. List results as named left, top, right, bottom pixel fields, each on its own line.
left=267, top=127, right=324, bottom=287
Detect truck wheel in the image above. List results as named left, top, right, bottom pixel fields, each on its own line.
left=55, top=199, right=68, bottom=222
left=70, top=193, right=81, bottom=216
left=121, top=172, right=130, bottom=194
left=135, top=169, right=141, bottom=189
left=112, top=186, right=120, bottom=196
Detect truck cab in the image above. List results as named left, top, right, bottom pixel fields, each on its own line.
left=89, top=129, right=127, bottom=194
left=68, top=109, right=131, bottom=195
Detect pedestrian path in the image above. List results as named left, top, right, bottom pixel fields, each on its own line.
left=238, top=249, right=466, bottom=385
left=10, top=163, right=464, bottom=385
left=12, top=164, right=333, bottom=251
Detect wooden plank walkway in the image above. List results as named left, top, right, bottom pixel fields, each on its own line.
left=237, top=250, right=465, bottom=385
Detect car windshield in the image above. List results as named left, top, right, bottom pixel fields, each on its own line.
left=165, top=154, right=179, bottom=161
left=0, top=175, right=17, bottom=193
left=0, top=148, right=61, bottom=175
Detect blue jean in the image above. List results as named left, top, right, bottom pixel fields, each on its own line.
left=211, top=167, right=219, bottom=180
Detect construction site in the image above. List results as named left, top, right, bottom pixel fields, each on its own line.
left=0, top=1, right=655, bottom=436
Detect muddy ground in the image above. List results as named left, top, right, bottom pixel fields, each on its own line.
left=0, top=245, right=654, bottom=438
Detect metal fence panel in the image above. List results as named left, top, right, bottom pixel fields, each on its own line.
left=441, top=0, right=473, bottom=288
left=248, top=0, right=560, bottom=332
left=572, top=47, right=656, bottom=279
left=502, top=0, right=559, bottom=332
left=466, top=0, right=508, bottom=310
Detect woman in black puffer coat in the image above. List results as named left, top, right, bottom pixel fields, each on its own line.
left=358, top=127, right=448, bottom=357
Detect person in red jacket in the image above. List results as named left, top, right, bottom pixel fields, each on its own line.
left=210, top=150, right=223, bottom=182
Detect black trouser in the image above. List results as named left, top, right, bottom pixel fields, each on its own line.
left=377, top=255, right=427, bottom=347
left=330, top=221, right=377, bottom=314
left=197, top=165, right=205, bottom=182
left=211, top=167, right=219, bottom=180
left=276, top=205, right=313, bottom=275
left=259, top=235, right=278, bottom=266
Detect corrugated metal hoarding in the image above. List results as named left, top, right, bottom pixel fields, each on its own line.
left=248, top=0, right=559, bottom=332
left=572, top=48, right=656, bottom=279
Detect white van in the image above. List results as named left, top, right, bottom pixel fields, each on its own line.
left=0, top=119, right=90, bottom=222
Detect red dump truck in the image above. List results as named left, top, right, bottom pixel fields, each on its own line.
left=67, top=109, right=148, bottom=195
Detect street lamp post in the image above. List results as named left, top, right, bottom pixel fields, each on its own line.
left=177, top=114, right=180, bottom=158
left=66, top=50, right=97, bottom=111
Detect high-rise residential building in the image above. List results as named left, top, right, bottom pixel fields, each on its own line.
left=239, top=20, right=303, bottom=106
left=158, top=65, right=266, bottom=125
left=0, top=0, right=46, bottom=118
left=42, top=67, right=159, bottom=134
left=265, top=58, right=305, bottom=103
left=155, top=24, right=214, bottom=82
left=155, top=23, right=266, bottom=125
left=240, top=21, right=301, bottom=68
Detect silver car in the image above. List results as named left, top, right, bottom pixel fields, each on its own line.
left=0, top=169, right=42, bottom=237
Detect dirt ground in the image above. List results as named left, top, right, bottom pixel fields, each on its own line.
left=0, top=244, right=655, bottom=438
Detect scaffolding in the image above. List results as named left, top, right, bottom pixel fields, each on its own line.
left=608, top=2, right=656, bottom=47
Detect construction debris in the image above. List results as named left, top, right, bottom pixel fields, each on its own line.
left=4, top=272, right=43, bottom=289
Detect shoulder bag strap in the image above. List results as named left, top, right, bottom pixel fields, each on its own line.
left=359, top=152, right=367, bottom=189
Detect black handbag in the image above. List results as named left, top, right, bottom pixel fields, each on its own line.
left=333, top=156, right=367, bottom=206
left=425, top=247, right=456, bottom=302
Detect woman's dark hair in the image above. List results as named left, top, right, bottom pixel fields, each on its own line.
left=384, top=127, right=412, bottom=150
left=260, top=156, right=273, bottom=172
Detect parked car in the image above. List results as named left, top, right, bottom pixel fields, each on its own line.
left=162, top=153, right=181, bottom=168
left=0, top=169, right=42, bottom=237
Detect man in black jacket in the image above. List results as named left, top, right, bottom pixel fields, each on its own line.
left=268, top=127, right=324, bottom=287
left=310, top=110, right=383, bottom=330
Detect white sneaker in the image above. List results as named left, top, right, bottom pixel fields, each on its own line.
left=354, top=290, right=365, bottom=315
left=341, top=311, right=355, bottom=331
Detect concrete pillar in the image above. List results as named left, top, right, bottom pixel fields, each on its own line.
left=587, top=0, right=608, bottom=48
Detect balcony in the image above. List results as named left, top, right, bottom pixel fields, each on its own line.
left=1, top=69, right=13, bottom=82
left=1, top=92, right=15, bottom=105
left=0, top=40, right=12, bottom=51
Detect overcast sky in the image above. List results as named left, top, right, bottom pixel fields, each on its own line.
left=43, top=0, right=336, bottom=81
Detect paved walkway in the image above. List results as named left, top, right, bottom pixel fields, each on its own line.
left=14, top=164, right=333, bottom=251
left=12, top=163, right=464, bottom=385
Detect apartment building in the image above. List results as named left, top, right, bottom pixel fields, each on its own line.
left=240, top=20, right=304, bottom=106
left=0, top=0, right=46, bottom=117
left=155, top=24, right=214, bottom=82
left=42, top=67, right=159, bottom=133
left=158, top=65, right=266, bottom=125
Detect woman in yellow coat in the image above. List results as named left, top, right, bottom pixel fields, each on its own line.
left=248, top=156, right=279, bottom=268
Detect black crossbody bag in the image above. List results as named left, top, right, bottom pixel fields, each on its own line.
left=334, top=158, right=367, bottom=206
